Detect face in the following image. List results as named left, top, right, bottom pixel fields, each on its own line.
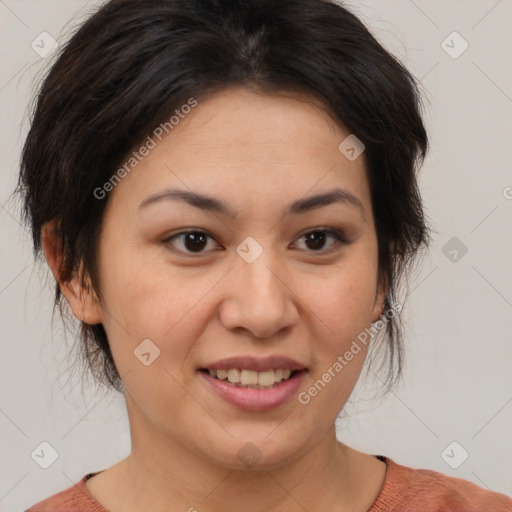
left=70, top=87, right=384, bottom=469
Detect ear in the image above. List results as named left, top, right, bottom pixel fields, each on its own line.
left=41, top=221, right=102, bottom=325
left=371, top=277, right=387, bottom=324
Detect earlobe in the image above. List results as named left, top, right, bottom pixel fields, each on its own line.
left=41, top=222, right=103, bottom=325
left=62, top=278, right=103, bottom=325
left=371, top=283, right=387, bottom=324
left=371, top=303, right=384, bottom=324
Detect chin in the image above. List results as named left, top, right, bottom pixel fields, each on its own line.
left=198, top=430, right=310, bottom=471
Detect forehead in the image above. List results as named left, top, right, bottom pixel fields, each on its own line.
left=107, top=86, right=371, bottom=217
left=167, top=87, right=344, bottom=156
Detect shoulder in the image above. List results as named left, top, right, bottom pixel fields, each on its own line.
left=24, top=473, right=107, bottom=512
left=370, top=456, right=512, bottom=512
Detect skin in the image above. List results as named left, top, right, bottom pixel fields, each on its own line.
left=43, top=86, right=388, bottom=512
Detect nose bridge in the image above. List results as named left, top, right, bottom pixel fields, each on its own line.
left=237, top=236, right=284, bottom=309
left=223, top=235, right=295, bottom=337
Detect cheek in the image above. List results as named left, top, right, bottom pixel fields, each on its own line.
left=295, top=253, right=378, bottom=417
left=297, top=268, right=376, bottom=425
left=97, top=249, right=217, bottom=372
left=97, top=264, right=204, bottom=424
left=303, top=257, right=378, bottom=346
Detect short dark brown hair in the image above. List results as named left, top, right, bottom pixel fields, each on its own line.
left=17, top=0, right=429, bottom=394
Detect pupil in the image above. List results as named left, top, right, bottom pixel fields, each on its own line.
left=185, top=232, right=207, bottom=252
left=306, top=232, right=325, bottom=250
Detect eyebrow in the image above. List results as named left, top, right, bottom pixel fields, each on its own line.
left=138, top=187, right=365, bottom=219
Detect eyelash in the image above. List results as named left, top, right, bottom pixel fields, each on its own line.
left=161, top=228, right=349, bottom=257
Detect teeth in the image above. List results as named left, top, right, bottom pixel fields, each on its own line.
left=258, top=370, right=275, bottom=386
left=240, top=370, right=258, bottom=385
left=207, top=368, right=297, bottom=388
left=227, top=369, right=241, bottom=383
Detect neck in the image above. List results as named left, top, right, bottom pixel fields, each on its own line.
left=115, top=416, right=369, bottom=512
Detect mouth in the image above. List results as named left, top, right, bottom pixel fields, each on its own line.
left=197, top=356, right=308, bottom=411
left=199, top=368, right=303, bottom=390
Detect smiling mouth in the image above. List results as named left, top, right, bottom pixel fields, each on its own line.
left=200, top=368, right=302, bottom=389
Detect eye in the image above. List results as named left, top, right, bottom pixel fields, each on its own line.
left=162, top=230, right=219, bottom=255
left=162, top=228, right=348, bottom=256
left=293, top=228, right=347, bottom=254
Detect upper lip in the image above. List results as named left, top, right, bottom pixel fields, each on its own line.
left=201, top=355, right=307, bottom=372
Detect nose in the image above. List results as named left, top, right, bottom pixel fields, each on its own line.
left=218, top=246, right=299, bottom=339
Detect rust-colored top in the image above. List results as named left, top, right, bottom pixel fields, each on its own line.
left=25, top=455, right=512, bottom=511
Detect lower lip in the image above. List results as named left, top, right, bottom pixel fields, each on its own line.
left=199, top=370, right=307, bottom=411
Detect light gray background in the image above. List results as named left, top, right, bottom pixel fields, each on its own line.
left=1, top=0, right=511, bottom=510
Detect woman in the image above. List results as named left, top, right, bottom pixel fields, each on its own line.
left=18, top=0, right=512, bottom=510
